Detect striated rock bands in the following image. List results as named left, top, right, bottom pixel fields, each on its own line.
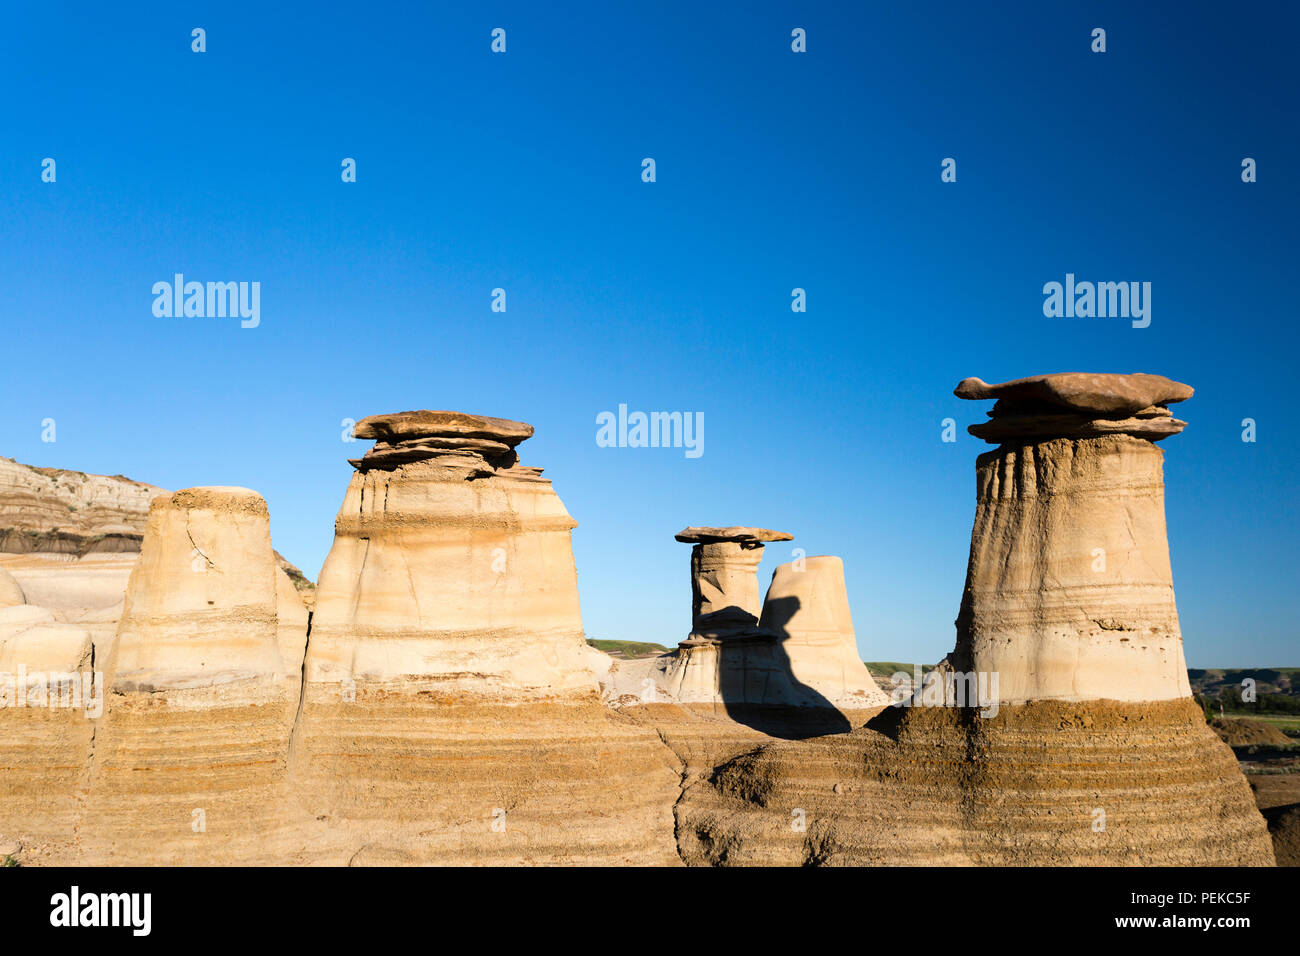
left=0, top=388, right=1281, bottom=866
left=666, top=373, right=1273, bottom=866
left=290, top=411, right=682, bottom=863
left=0, top=456, right=165, bottom=556
left=676, top=699, right=1274, bottom=866
left=953, top=435, right=1192, bottom=703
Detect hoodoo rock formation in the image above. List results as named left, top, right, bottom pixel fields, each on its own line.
left=659, top=529, right=888, bottom=715
left=0, top=388, right=1281, bottom=866
left=662, top=526, right=788, bottom=704
left=758, top=556, right=889, bottom=710
left=676, top=373, right=1275, bottom=866
left=952, top=371, right=1194, bottom=702
left=291, top=411, right=680, bottom=864
left=66, top=488, right=310, bottom=864
left=304, top=411, right=596, bottom=695
left=108, top=488, right=290, bottom=701
left=677, top=526, right=792, bottom=635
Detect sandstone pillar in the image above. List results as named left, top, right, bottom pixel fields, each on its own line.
left=951, top=372, right=1195, bottom=703
left=304, top=410, right=597, bottom=697
left=758, top=556, right=889, bottom=708
left=674, top=527, right=791, bottom=638
left=292, top=410, right=681, bottom=864
left=674, top=374, right=1275, bottom=865
left=77, top=487, right=308, bottom=864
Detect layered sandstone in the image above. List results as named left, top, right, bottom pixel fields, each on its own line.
left=0, top=384, right=1277, bottom=867
left=656, top=530, right=887, bottom=716
left=65, top=487, right=309, bottom=864
left=675, top=373, right=1274, bottom=865
left=291, top=411, right=681, bottom=864
left=758, top=557, right=889, bottom=710
left=677, top=698, right=1273, bottom=865
left=0, top=456, right=164, bottom=556
left=0, top=597, right=99, bottom=855
left=952, top=372, right=1193, bottom=703
left=0, top=457, right=311, bottom=644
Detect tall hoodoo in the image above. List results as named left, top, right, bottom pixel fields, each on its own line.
left=674, top=373, right=1274, bottom=866
left=292, top=411, right=680, bottom=864
left=304, top=410, right=595, bottom=697
left=676, top=526, right=792, bottom=638
left=75, top=487, right=309, bottom=864
left=660, top=528, right=887, bottom=713
left=952, top=372, right=1194, bottom=703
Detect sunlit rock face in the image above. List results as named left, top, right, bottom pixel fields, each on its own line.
left=759, top=556, right=889, bottom=709
left=108, top=487, right=286, bottom=701
left=303, top=411, right=596, bottom=698
left=291, top=412, right=681, bottom=865
left=952, top=372, right=1194, bottom=704
left=655, top=529, right=887, bottom=717
left=0, top=488, right=308, bottom=864
left=671, top=374, right=1275, bottom=867
left=0, top=567, right=24, bottom=607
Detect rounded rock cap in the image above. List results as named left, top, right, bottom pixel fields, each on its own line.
left=675, top=526, right=794, bottom=543
left=954, top=372, right=1193, bottom=416
left=353, top=410, right=534, bottom=447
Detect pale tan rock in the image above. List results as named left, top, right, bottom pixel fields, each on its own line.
left=0, top=602, right=99, bottom=846
left=64, top=486, right=311, bottom=865
left=305, top=417, right=596, bottom=697
left=275, top=568, right=308, bottom=685
left=1, top=553, right=137, bottom=626
left=759, top=556, right=889, bottom=709
left=0, top=566, right=24, bottom=607
left=290, top=411, right=682, bottom=864
left=0, top=621, right=92, bottom=674
left=0, top=604, right=56, bottom=628
left=669, top=373, right=1272, bottom=866
left=673, top=527, right=792, bottom=634
left=654, top=534, right=886, bottom=718
left=108, top=487, right=284, bottom=699
left=951, top=439, right=1192, bottom=703
left=0, top=603, right=95, bottom=704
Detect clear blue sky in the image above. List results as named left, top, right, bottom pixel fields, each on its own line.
left=2, top=2, right=1296, bottom=667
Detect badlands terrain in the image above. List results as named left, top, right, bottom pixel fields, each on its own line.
left=0, top=374, right=1293, bottom=866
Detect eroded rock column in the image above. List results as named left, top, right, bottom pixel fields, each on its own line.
left=291, top=410, right=681, bottom=864
left=674, top=373, right=1275, bottom=866
left=675, top=527, right=791, bottom=638
left=759, top=556, right=889, bottom=708
left=951, top=372, right=1195, bottom=703
left=304, top=411, right=596, bottom=697
left=76, top=487, right=309, bottom=864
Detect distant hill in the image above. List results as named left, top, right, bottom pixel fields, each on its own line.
left=1190, top=668, right=1300, bottom=719
left=586, top=638, right=670, bottom=660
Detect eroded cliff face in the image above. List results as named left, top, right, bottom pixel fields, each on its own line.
left=0, top=389, right=1280, bottom=866
left=670, top=374, right=1275, bottom=866
left=0, top=457, right=163, bottom=556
